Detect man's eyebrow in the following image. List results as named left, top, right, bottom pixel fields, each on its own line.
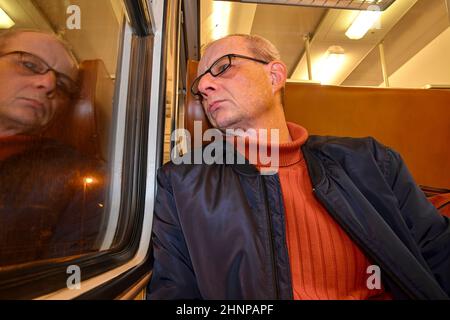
left=197, top=64, right=208, bottom=76
left=197, top=57, right=218, bottom=75
left=30, top=51, right=78, bottom=81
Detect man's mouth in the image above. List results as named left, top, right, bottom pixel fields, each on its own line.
left=20, top=98, right=45, bottom=110
left=208, top=100, right=224, bottom=113
left=18, top=98, right=47, bottom=118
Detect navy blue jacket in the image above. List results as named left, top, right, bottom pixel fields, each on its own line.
left=148, top=136, right=450, bottom=299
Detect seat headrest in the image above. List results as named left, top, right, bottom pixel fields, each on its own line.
left=184, top=60, right=212, bottom=150
left=43, top=60, right=114, bottom=161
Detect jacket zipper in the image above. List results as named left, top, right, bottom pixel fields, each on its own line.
left=261, top=176, right=280, bottom=299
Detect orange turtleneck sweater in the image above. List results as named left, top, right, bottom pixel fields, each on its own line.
left=254, top=122, right=392, bottom=300
left=0, top=135, right=40, bottom=161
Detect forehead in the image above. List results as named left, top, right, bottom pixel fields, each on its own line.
left=198, top=37, right=253, bottom=74
left=3, top=32, right=78, bottom=80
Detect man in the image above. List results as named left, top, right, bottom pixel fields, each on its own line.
left=0, top=29, right=79, bottom=137
left=148, top=34, right=450, bottom=299
left=0, top=30, right=105, bottom=266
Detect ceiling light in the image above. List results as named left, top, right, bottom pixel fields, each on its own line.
left=0, top=8, right=14, bottom=29
left=316, top=46, right=345, bottom=85
left=345, top=8, right=382, bottom=40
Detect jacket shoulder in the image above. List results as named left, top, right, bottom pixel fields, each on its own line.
left=157, top=139, right=252, bottom=180
left=305, top=135, right=385, bottom=150
left=303, top=135, right=395, bottom=178
left=304, top=135, right=391, bottom=159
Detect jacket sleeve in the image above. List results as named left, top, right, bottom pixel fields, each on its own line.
left=147, top=167, right=202, bottom=299
left=385, top=148, right=450, bottom=295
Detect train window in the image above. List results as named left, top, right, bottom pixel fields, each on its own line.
left=0, top=0, right=159, bottom=299
left=199, top=0, right=450, bottom=88
left=0, top=0, right=121, bottom=266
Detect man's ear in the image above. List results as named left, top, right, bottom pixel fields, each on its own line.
left=268, top=61, right=287, bottom=93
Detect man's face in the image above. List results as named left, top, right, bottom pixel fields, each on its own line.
left=0, top=32, right=78, bottom=135
left=197, top=37, right=274, bottom=131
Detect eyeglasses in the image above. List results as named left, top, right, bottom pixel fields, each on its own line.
left=191, top=54, right=269, bottom=98
left=0, top=51, right=80, bottom=99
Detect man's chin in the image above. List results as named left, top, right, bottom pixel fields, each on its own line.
left=7, top=115, right=47, bottom=134
left=210, top=115, right=240, bottom=132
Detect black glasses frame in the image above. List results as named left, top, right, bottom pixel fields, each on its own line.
left=0, top=50, right=80, bottom=99
left=191, top=53, right=269, bottom=98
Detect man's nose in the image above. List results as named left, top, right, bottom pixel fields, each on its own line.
left=33, top=70, right=57, bottom=97
left=197, top=72, right=218, bottom=97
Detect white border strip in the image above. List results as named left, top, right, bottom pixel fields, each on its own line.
left=99, top=21, right=133, bottom=250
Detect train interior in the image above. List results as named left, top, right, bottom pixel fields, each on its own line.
left=0, top=0, right=449, bottom=299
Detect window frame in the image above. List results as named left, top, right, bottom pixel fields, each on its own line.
left=0, top=0, right=165, bottom=299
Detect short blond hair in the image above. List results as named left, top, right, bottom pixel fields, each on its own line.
left=0, top=29, right=78, bottom=67
left=202, top=34, right=281, bottom=62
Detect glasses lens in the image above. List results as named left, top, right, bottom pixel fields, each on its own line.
left=191, top=55, right=232, bottom=97
left=210, top=56, right=231, bottom=76
left=18, top=52, right=47, bottom=75
left=191, top=76, right=201, bottom=97
left=56, top=75, right=80, bottom=99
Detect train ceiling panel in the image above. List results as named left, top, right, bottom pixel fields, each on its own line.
left=221, top=0, right=396, bottom=11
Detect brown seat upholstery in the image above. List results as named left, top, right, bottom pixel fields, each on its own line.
left=43, top=59, right=114, bottom=162
left=284, top=83, right=450, bottom=189
left=184, top=59, right=450, bottom=189
left=428, top=193, right=450, bottom=217
left=184, top=60, right=212, bottom=146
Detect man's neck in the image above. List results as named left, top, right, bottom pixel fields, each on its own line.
left=0, top=121, right=27, bottom=138
left=0, top=129, right=20, bottom=138
left=225, top=113, right=292, bottom=145
left=0, top=121, right=39, bottom=138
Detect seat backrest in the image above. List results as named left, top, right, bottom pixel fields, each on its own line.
left=184, top=59, right=450, bottom=189
left=43, top=59, right=114, bottom=162
left=284, top=83, right=450, bottom=189
left=184, top=60, right=211, bottom=146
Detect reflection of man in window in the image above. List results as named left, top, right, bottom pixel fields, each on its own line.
left=0, top=30, right=106, bottom=266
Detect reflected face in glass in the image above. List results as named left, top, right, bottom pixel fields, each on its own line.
left=197, top=36, right=274, bottom=131
left=0, top=31, right=78, bottom=136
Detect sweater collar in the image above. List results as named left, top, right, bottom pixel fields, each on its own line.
left=233, top=122, right=309, bottom=169
left=0, top=134, right=42, bottom=160
left=256, top=122, right=309, bottom=168
left=276, top=122, right=309, bottom=167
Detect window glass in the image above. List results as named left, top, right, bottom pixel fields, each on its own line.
left=0, top=0, right=124, bottom=267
